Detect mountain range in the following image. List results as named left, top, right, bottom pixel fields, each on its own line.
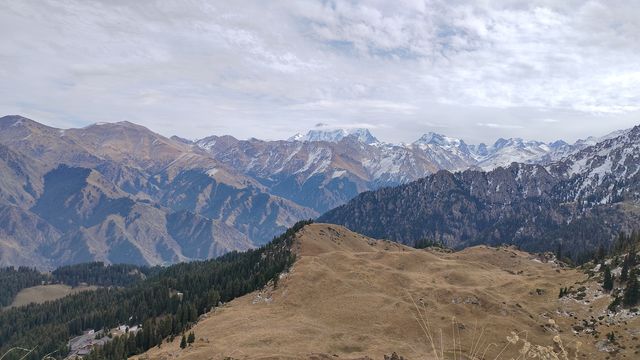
left=0, top=116, right=311, bottom=268
left=0, top=114, right=633, bottom=268
left=192, top=126, right=621, bottom=214
left=320, top=125, right=640, bottom=259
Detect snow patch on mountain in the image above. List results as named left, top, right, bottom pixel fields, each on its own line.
left=290, top=128, right=379, bottom=145
left=414, top=132, right=463, bottom=149
left=332, top=170, right=346, bottom=178
left=296, top=147, right=332, bottom=176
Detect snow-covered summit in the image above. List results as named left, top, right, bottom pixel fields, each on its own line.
left=413, top=132, right=465, bottom=149
left=289, top=128, right=379, bottom=145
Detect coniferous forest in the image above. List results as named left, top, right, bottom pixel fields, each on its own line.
left=0, top=267, right=47, bottom=307
left=51, top=262, right=158, bottom=287
left=0, top=263, right=156, bottom=309
left=0, top=220, right=310, bottom=360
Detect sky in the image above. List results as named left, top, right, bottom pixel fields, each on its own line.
left=1, top=0, right=640, bottom=145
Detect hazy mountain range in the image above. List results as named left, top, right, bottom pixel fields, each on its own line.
left=0, top=114, right=632, bottom=268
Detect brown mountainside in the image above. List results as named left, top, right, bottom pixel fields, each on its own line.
left=135, top=224, right=638, bottom=359
left=0, top=115, right=314, bottom=268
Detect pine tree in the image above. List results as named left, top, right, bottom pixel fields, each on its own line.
left=621, top=259, right=629, bottom=282
left=595, top=244, right=607, bottom=262
left=180, top=334, right=187, bottom=349
left=608, top=296, right=621, bottom=312
left=603, top=265, right=614, bottom=292
left=623, top=270, right=639, bottom=307
left=556, top=243, right=563, bottom=262
left=187, top=331, right=195, bottom=345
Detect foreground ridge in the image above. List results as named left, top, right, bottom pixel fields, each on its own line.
left=133, top=224, right=637, bottom=359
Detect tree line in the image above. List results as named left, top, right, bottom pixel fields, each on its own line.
left=0, top=267, right=47, bottom=307
left=51, top=262, right=157, bottom=287
left=0, top=262, right=154, bottom=308
left=0, top=220, right=311, bottom=360
left=599, top=231, right=639, bottom=309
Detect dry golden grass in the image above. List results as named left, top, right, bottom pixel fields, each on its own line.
left=133, top=224, right=638, bottom=359
left=5, top=284, right=97, bottom=309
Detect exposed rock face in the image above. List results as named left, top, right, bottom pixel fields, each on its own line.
left=0, top=116, right=310, bottom=268
left=0, top=143, right=43, bottom=207
left=0, top=203, right=61, bottom=268
left=320, top=126, right=640, bottom=257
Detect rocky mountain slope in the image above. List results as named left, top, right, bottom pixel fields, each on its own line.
left=194, top=127, right=621, bottom=214
left=194, top=134, right=449, bottom=213
left=134, top=224, right=638, bottom=359
left=0, top=116, right=311, bottom=268
left=320, top=126, right=640, bottom=258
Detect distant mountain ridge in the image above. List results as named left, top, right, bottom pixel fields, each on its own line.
left=282, top=127, right=625, bottom=171
left=0, top=114, right=632, bottom=268
left=319, top=125, right=640, bottom=259
left=193, top=126, right=623, bottom=213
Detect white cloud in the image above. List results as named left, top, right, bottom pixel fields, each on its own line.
left=0, top=0, right=639, bottom=144
left=288, top=100, right=418, bottom=114
left=476, top=122, right=524, bottom=129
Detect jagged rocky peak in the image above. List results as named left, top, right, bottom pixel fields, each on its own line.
left=492, top=137, right=511, bottom=149
left=492, top=137, right=545, bottom=150
left=549, top=139, right=569, bottom=148
left=290, top=128, right=379, bottom=145
left=413, top=132, right=465, bottom=148
left=346, top=128, right=379, bottom=144
left=468, top=143, right=489, bottom=157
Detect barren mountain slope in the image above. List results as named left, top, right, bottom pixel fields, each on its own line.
left=135, top=224, right=636, bottom=359
left=0, top=116, right=316, bottom=267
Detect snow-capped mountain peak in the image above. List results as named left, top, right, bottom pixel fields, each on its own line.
left=413, top=132, right=464, bottom=148
left=346, top=128, right=380, bottom=145
left=288, top=133, right=304, bottom=141
left=491, top=137, right=544, bottom=150
left=549, top=140, right=569, bottom=149
left=290, top=128, right=379, bottom=145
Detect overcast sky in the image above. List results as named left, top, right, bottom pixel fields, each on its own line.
left=1, top=0, right=639, bottom=144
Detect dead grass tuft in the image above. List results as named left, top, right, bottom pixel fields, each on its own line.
left=408, top=291, right=581, bottom=360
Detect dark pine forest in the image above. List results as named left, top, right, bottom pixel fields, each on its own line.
left=0, top=220, right=310, bottom=360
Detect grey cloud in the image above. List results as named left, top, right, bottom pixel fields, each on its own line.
left=0, top=0, right=638, bottom=144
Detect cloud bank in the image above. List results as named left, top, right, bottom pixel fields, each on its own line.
left=1, top=0, right=639, bottom=143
